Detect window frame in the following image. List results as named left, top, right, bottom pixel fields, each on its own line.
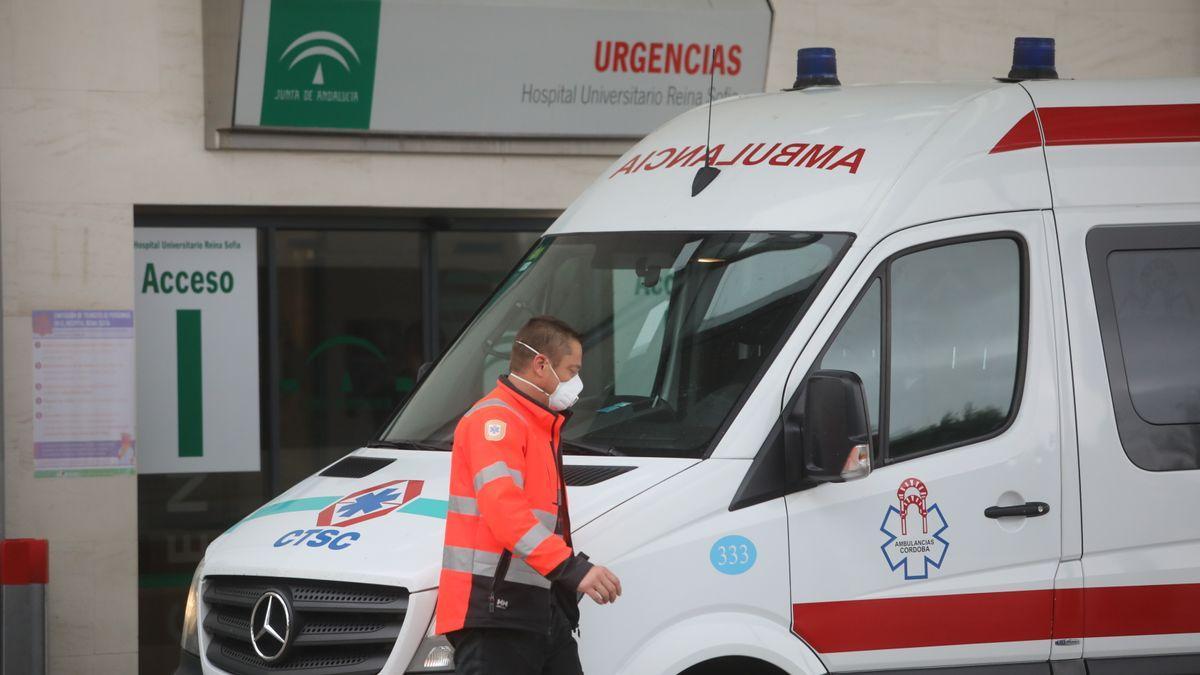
left=1086, top=223, right=1200, bottom=472
left=810, top=232, right=1030, bottom=467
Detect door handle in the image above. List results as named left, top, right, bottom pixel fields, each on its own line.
left=985, top=502, right=1051, bottom=519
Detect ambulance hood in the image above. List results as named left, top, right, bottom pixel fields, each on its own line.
left=201, top=448, right=695, bottom=591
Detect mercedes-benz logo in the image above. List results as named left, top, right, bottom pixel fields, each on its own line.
left=249, top=590, right=293, bottom=662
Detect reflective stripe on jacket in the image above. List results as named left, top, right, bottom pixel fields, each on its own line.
left=435, top=378, right=592, bottom=634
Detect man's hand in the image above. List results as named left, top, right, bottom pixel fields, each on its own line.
left=578, top=565, right=622, bottom=605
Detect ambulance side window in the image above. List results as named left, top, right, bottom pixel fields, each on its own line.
left=817, top=279, right=882, bottom=437
left=1088, top=224, right=1200, bottom=471
left=887, top=239, right=1022, bottom=460
left=810, top=237, right=1025, bottom=467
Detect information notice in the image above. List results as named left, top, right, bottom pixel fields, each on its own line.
left=135, top=228, right=260, bottom=474
left=32, top=310, right=136, bottom=477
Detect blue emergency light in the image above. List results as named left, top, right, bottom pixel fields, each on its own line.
left=792, top=47, right=840, bottom=89
left=1007, top=37, right=1058, bottom=80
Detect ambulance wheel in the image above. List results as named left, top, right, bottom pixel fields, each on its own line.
left=679, top=656, right=788, bottom=675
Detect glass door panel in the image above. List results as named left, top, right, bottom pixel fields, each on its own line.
left=275, top=230, right=423, bottom=489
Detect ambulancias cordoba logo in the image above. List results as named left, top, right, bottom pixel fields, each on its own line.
left=280, top=31, right=361, bottom=86
left=880, top=477, right=950, bottom=580
left=249, top=590, right=294, bottom=662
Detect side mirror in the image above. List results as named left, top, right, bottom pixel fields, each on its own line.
left=785, top=370, right=873, bottom=483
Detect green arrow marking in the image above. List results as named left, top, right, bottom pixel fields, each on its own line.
left=177, top=309, right=203, bottom=457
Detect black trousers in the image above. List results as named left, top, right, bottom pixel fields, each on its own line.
left=447, top=602, right=584, bottom=675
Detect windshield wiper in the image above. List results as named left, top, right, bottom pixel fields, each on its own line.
left=368, top=439, right=450, bottom=452
left=560, top=439, right=626, bottom=457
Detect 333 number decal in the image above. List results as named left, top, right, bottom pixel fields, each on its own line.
left=716, top=543, right=751, bottom=565
left=710, top=535, right=757, bottom=575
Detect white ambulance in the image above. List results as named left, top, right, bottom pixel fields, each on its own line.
left=178, top=40, right=1200, bottom=675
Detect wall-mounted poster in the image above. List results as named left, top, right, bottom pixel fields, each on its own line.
left=33, top=310, right=136, bottom=477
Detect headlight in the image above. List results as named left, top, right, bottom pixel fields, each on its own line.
left=180, top=558, right=205, bottom=656
left=405, top=617, right=455, bottom=673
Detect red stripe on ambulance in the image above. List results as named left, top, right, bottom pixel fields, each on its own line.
left=793, top=589, right=1053, bottom=653
left=990, top=103, right=1200, bottom=153
left=793, top=583, right=1200, bottom=653
left=990, top=111, right=1042, bottom=153
left=1062, top=583, right=1200, bottom=639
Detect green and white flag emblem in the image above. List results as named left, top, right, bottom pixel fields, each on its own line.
left=261, top=0, right=381, bottom=129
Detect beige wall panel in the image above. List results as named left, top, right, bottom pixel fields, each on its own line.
left=0, top=203, right=133, bottom=312
left=46, top=541, right=98, bottom=657
left=7, top=0, right=158, bottom=92
left=90, top=536, right=140, bottom=655
left=41, top=537, right=138, bottom=661
left=0, top=0, right=13, bottom=90
left=49, top=653, right=140, bottom=675
left=930, top=3, right=1059, bottom=80
left=158, top=0, right=206, bottom=97
left=1, top=318, right=35, bottom=485
left=1051, top=7, right=1200, bottom=78
left=0, top=89, right=90, bottom=205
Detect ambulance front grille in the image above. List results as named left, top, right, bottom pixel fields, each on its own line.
left=202, top=575, right=408, bottom=675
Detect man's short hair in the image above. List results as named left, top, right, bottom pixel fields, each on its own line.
left=510, top=316, right=582, bottom=372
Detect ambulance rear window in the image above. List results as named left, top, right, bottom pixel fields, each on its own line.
left=1107, top=248, right=1200, bottom=426
left=1088, top=223, right=1200, bottom=472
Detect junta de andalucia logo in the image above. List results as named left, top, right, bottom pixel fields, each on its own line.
left=260, top=0, right=381, bottom=129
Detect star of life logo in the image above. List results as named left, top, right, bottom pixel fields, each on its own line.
left=880, top=477, right=949, bottom=580
left=484, top=419, right=506, bottom=441
left=316, top=479, right=424, bottom=528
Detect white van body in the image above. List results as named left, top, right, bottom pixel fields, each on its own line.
left=187, top=76, right=1200, bottom=675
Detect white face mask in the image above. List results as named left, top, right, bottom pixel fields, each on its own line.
left=512, top=340, right=583, bottom=411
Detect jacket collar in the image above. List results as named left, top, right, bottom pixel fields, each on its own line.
left=498, top=375, right=561, bottom=426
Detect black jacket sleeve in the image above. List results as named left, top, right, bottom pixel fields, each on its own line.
left=547, top=551, right=592, bottom=591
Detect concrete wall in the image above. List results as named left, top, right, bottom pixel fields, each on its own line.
left=766, top=0, right=1200, bottom=88
left=0, top=0, right=1197, bottom=672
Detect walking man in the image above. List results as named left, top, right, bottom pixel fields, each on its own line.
left=436, top=315, right=622, bottom=674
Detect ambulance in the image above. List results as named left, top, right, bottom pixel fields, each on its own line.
left=177, top=38, right=1200, bottom=675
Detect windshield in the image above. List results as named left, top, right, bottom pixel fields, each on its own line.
left=382, top=231, right=851, bottom=457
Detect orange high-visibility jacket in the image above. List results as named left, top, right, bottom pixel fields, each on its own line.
left=435, top=378, right=593, bottom=634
